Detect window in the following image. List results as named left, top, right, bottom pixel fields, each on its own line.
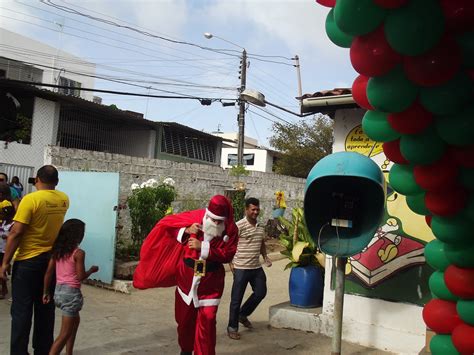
left=0, top=93, right=33, bottom=144
left=58, top=76, right=82, bottom=97
left=161, top=125, right=217, bottom=163
left=227, top=153, right=255, bottom=166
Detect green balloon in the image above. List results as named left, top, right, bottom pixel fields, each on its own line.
left=430, top=335, right=460, bottom=355
left=420, top=74, right=473, bottom=115
left=460, top=168, right=474, bottom=191
left=431, top=215, right=472, bottom=244
left=400, top=126, right=445, bottom=165
left=445, top=242, right=474, bottom=268
left=429, top=271, right=458, bottom=301
left=425, top=239, right=451, bottom=271
left=406, top=193, right=429, bottom=215
left=457, top=300, right=474, bottom=325
left=325, top=9, right=353, bottom=48
left=388, top=164, right=423, bottom=196
left=384, top=0, right=444, bottom=56
left=362, top=110, right=400, bottom=142
left=367, top=66, right=419, bottom=113
left=457, top=31, right=474, bottom=68
left=334, top=0, right=387, bottom=37
left=437, top=104, right=474, bottom=146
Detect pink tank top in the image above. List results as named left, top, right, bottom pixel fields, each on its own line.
left=56, top=248, right=81, bottom=288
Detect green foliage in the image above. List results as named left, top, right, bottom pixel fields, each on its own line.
left=279, top=207, right=323, bottom=270
left=229, top=190, right=246, bottom=221
left=115, top=238, right=140, bottom=261
left=0, top=113, right=32, bottom=144
left=127, top=180, right=177, bottom=246
left=270, top=114, right=333, bottom=178
left=229, top=164, right=250, bottom=178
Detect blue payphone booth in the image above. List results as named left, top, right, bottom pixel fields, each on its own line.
left=304, top=151, right=386, bottom=355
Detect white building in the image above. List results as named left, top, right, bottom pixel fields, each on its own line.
left=0, top=28, right=95, bottom=101
left=213, top=132, right=279, bottom=173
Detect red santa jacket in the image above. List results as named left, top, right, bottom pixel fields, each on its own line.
left=133, top=209, right=238, bottom=293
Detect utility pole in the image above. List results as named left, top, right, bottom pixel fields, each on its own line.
left=237, top=49, right=247, bottom=166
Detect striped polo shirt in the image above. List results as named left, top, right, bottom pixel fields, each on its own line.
left=233, top=217, right=265, bottom=270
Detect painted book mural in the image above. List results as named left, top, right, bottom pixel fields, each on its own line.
left=334, top=109, right=434, bottom=305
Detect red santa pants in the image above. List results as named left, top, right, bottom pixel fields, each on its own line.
left=175, top=289, right=218, bottom=355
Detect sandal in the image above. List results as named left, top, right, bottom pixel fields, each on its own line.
left=227, top=329, right=241, bottom=340
left=239, top=316, right=253, bottom=329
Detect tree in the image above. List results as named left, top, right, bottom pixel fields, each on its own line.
left=269, top=114, right=333, bottom=178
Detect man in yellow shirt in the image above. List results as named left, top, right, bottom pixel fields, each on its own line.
left=1, top=165, right=69, bottom=355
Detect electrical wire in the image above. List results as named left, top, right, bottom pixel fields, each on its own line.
left=3, top=79, right=237, bottom=102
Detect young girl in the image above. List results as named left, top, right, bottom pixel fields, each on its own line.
left=0, top=204, right=14, bottom=299
left=43, top=219, right=99, bottom=355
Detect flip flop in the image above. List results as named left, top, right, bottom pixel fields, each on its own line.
left=227, top=330, right=241, bottom=340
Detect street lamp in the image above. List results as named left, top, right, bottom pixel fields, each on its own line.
left=204, top=32, right=247, bottom=166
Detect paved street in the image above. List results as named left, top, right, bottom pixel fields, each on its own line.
left=0, top=258, right=390, bottom=354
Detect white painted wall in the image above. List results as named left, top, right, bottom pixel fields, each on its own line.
left=0, top=28, right=95, bottom=101
left=0, top=97, right=59, bottom=173
left=221, top=147, right=273, bottom=172
left=319, top=108, right=426, bottom=354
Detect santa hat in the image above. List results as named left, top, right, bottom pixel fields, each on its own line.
left=206, top=194, right=233, bottom=221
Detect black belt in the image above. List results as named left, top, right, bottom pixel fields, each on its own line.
left=184, top=258, right=221, bottom=276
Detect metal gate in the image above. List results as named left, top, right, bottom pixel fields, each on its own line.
left=57, top=171, right=120, bottom=284
left=0, top=162, right=34, bottom=195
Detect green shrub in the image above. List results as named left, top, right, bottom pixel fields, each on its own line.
left=128, top=178, right=177, bottom=246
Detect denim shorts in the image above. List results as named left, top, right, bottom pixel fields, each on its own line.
left=54, top=284, right=83, bottom=317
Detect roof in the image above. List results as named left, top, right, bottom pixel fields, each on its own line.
left=300, top=87, right=358, bottom=116
left=0, top=79, right=223, bottom=141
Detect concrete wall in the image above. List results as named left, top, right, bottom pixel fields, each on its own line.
left=46, top=146, right=306, bottom=242
left=0, top=97, right=59, bottom=174
left=0, top=28, right=96, bottom=101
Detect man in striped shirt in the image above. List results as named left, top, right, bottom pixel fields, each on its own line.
left=227, top=197, right=272, bottom=340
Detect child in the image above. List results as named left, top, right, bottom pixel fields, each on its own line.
left=43, top=219, right=99, bottom=355
left=0, top=204, right=14, bottom=299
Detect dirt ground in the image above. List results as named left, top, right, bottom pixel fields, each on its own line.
left=0, top=258, right=392, bottom=355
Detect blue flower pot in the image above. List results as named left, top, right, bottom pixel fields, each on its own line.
left=289, top=265, right=324, bottom=308
left=272, top=208, right=286, bottom=218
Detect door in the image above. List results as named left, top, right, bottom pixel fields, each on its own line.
left=57, top=171, right=120, bottom=284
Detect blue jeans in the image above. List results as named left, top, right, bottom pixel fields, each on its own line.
left=11, top=252, right=55, bottom=355
left=227, top=267, right=267, bottom=331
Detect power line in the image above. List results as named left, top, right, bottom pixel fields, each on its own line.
left=2, top=79, right=238, bottom=102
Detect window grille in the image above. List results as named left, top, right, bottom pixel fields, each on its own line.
left=161, top=125, right=216, bottom=163
left=58, top=76, right=81, bottom=97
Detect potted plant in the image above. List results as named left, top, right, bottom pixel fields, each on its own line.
left=272, top=190, right=287, bottom=218
left=229, top=164, right=249, bottom=191
left=279, top=207, right=325, bottom=308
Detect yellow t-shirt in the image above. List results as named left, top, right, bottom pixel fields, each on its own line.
left=13, top=189, right=69, bottom=261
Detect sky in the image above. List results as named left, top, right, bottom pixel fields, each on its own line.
left=0, top=0, right=356, bottom=147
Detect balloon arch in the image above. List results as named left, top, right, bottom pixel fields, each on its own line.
left=316, top=0, right=474, bottom=354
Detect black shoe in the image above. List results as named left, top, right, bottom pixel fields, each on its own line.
left=180, top=352, right=192, bottom=355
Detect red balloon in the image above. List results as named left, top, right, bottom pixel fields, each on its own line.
left=426, top=186, right=467, bottom=216
left=383, top=139, right=409, bottom=164
left=414, top=154, right=459, bottom=191
left=387, top=101, right=433, bottom=135
left=350, top=26, right=402, bottom=77
left=352, top=75, right=374, bottom=110
left=425, top=215, right=432, bottom=227
left=440, top=0, right=474, bottom=34
left=445, top=265, right=474, bottom=298
left=449, top=145, right=474, bottom=168
left=373, top=0, right=409, bottom=9
left=316, top=0, right=336, bottom=7
left=423, top=299, right=462, bottom=334
left=404, top=37, right=461, bottom=87
left=452, top=323, right=474, bottom=354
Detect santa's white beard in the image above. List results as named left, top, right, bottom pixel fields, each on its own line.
left=202, top=216, right=225, bottom=240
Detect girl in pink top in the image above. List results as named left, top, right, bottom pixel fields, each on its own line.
left=43, top=219, right=98, bottom=355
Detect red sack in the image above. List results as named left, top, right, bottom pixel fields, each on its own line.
left=133, top=209, right=206, bottom=289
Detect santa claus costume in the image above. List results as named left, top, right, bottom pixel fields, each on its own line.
left=134, top=195, right=238, bottom=355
